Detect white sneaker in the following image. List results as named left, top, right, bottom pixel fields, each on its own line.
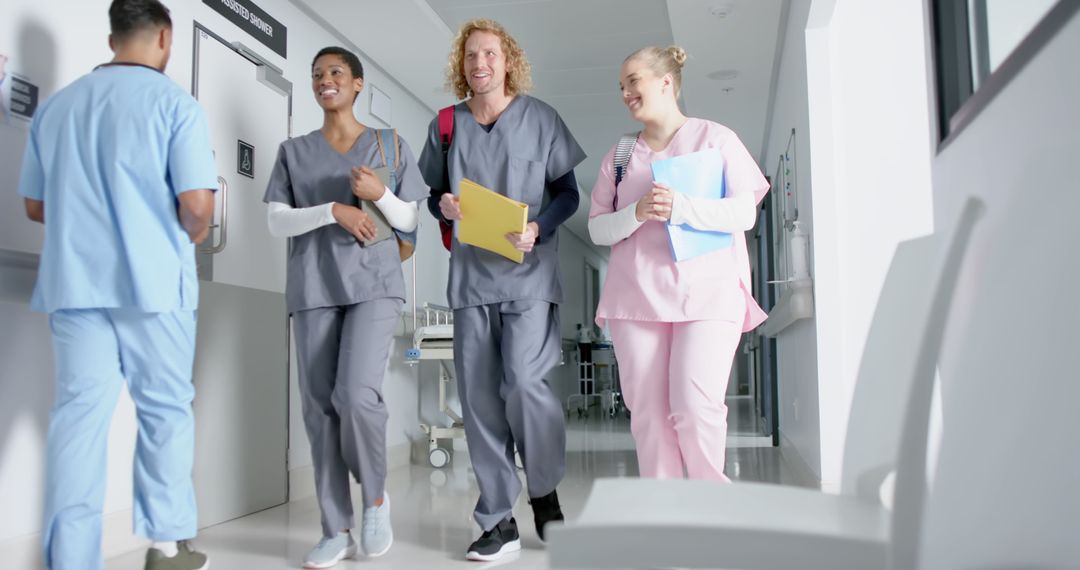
left=303, top=532, right=357, bottom=569
left=361, top=492, right=393, bottom=558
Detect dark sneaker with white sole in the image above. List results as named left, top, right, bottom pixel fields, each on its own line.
left=529, top=489, right=564, bottom=542
left=144, top=540, right=209, bottom=570
left=465, top=517, right=521, bottom=562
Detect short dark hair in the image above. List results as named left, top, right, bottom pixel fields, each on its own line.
left=312, top=47, right=364, bottom=80
left=109, top=0, right=172, bottom=42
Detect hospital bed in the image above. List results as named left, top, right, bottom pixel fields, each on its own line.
left=566, top=342, right=624, bottom=419
left=404, top=302, right=560, bottom=468
left=404, top=303, right=464, bottom=468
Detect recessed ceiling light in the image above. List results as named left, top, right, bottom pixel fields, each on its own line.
left=707, top=69, right=739, bottom=81
left=709, top=2, right=734, bottom=18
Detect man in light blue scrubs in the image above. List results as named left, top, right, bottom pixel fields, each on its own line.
left=17, top=2, right=216, bottom=569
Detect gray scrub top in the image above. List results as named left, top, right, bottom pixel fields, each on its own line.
left=418, top=96, right=586, bottom=309
left=264, top=129, right=427, bottom=313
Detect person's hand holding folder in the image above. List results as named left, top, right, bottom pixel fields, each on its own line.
left=635, top=183, right=674, bottom=222
left=456, top=178, right=529, bottom=263
left=331, top=203, right=378, bottom=242
left=350, top=166, right=387, bottom=201
left=439, top=193, right=462, bottom=221
left=505, top=222, right=540, bottom=253
left=348, top=165, right=396, bottom=245
left=650, top=148, right=733, bottom=262
left=436, top=186, right=540, bottom=254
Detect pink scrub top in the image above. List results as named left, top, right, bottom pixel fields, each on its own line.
left=589, top=118, right=770, bottom=332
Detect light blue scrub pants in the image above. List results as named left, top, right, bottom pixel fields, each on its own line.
left=42, top=309, right=198, bottom=570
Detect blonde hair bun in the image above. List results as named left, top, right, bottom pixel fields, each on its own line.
left=668, top=46, right=688, bottom=68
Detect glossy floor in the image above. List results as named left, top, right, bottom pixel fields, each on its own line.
left=106, top=415, right=811, bottom=569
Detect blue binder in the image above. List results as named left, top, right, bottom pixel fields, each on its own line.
left=650, top=148, right=732, bottom=262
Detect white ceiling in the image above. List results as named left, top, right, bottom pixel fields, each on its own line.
left=291, top=0, right=785, bottom=247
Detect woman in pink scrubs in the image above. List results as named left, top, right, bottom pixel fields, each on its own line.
left=588, top=46, right=770, bottom=480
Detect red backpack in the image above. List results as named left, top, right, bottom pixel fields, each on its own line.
left=437, top=106, right=455, bottom=251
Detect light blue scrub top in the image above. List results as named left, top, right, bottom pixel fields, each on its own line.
left=16, top=64, right=218, bottom=313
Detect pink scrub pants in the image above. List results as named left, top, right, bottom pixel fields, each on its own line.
left=608, top=319, right=742, bottom=481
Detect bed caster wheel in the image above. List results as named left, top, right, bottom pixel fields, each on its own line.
left=428, top=447, right=451, bottom=468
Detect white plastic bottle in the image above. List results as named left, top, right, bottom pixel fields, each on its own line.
left=789, top=221, right=810, bottom=280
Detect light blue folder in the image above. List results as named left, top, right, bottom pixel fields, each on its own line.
left=650, top=148, right=732, bottom=262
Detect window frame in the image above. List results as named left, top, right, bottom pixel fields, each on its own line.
left=927, top=0, right=1079, bottom=151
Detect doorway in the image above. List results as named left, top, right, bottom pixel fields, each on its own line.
left=189, top=23, right=292, bottom=528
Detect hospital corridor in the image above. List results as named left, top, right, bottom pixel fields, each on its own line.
left=1, top=1, right=1077, bottom=569
left=103, top=414, right=806, bottom=569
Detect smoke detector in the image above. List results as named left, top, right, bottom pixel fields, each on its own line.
left=709, top=2, right=735, bottom=18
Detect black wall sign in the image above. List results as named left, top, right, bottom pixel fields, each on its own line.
left=10, top=75, right=38, bottom=119
left=203, top=0, right=287, bottom=58
left=238, top=140, right=255, bottom=178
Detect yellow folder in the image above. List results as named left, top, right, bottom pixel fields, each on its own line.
left=458, top=178, right=529, bottom=263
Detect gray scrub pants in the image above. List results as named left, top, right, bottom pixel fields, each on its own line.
left=293, top=298, right=401, bottom=537
left=454, top=300, right=567, bottom=531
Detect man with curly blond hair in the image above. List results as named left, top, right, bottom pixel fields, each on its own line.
left=418, top=18, right=586, bottom=562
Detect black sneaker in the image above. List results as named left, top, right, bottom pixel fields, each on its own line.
left=465, top=517, right=521, bottom=562
left=529, top=489, right=564, bottom=542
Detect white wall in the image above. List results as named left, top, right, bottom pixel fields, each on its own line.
left=802, top=0, right=936, bottom=491
left=761, top=0, right=822, bottom=482
left=920, top=9, right=1080, bottom=567
left=0, top=0, right=446, bottom=556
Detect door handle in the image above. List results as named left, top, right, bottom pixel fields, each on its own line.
left=199, top=176, right=229, bottom=254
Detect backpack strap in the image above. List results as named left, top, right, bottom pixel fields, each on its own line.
left=437, top=105, right=456, bottom=252
left=374, top=128, right=415, bottom=261
left=612, top=132, right=639, bottom=209
left=438, top=105, right=455, bottom=150
left=374, top=128, right=399, bottom=170
left=390, top=129, right=400, bottom=170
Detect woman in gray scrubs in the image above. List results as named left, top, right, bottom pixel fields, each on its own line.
left=263, top=47, right=426, bottom=569
left=418, top=19, right=586, bottom=562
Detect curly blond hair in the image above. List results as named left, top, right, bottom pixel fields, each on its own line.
left=445, top=18, right=532, bottom=100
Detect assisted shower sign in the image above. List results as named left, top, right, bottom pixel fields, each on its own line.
left=203, top=0, right=287, bottom=58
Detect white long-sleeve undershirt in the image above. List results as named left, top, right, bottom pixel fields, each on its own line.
left=587, top=191, right=756, bottom=246
left=588, top=202, right=644, bottom=246
left=669, top=190, right=757, bottom=232
left=266, top=187, right=418, bottom=238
